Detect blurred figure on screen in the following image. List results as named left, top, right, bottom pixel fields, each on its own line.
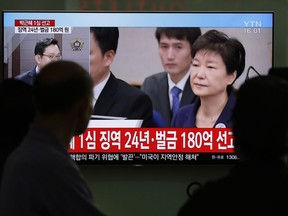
left=0, top=60, right=106, bottom=216
left=171, top=29, right=245, bottom=128
left=90, top=27, right=153, bottom=127
left=141, top=27, right=201, bottom=127
left=15, top=37, right=61, bottom=85
left=0, top=78, right=35, bottom=186
left=177, top=75, right=288, bottom=216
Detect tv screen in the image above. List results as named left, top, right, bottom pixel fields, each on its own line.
left=2, top=11, right=274, bottom=165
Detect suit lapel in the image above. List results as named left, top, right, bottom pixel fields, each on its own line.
left=158, top=74, right=172, bottom=124
left=93, top=73, right=117, bottom=115
left=29, top=67, right=38, bottom=85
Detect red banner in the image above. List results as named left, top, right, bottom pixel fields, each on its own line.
left=14, top=19, right=55, bottom=26
left=69, top=128, right=235, bottom=153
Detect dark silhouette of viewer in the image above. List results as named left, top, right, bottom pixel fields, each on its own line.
left=0, top=60, right=106, bottom=215
left=177, top=75, right=288, bottom=216
left=0, top=78, right=35, bottom=186
left=268, top=67, right=288, bottom=81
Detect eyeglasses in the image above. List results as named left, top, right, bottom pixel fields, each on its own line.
left=42, top=54, right=62, bottom=61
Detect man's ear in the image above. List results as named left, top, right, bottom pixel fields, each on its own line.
left=104, top=50, right=115, bottom=67
left=35, top=54, right=42, bottom=64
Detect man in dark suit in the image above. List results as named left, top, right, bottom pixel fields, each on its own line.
left=141, top=28, right=201, bottom=127
left=90, top=27, right=153, bottom=127
left=15, top=37, right=61, bottom=85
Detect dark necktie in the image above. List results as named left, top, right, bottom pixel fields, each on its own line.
left=171, top=86, right=181, bottom=117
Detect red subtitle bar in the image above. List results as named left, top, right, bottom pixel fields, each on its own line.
left=69, top=128, right=235, bottom=153
left=15, top=19, right=55, bottom=26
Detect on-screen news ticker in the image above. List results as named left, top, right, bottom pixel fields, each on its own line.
left=69, top=128, right=239, bottom=165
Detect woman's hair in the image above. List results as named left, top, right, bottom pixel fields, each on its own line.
left=192, top=29, right=246, bottom=91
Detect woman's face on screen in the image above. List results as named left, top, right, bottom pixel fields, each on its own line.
left=190, top=50, right=236, bottom=97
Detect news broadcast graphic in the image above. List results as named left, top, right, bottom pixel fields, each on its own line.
left=2, top=11, right=274, bottom=165
left=69, top=127, right=237, bottom=165
left=14, top=19, right=72, bottom=34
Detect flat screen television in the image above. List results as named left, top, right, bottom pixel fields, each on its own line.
left=2, top=11, right=274, bottom=165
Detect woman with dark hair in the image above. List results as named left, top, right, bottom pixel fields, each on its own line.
left=171, top=29, right=245, bottom=128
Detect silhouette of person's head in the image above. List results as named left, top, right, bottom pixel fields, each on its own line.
left=268, top=67, right=288, bottom=82
left=0, top=78, right=35, bottom=143
left=33, top=60, right=94, bottom=139
left=0, top=78, right=35, bottom=182
left=232, top=75, right=288, bottom=160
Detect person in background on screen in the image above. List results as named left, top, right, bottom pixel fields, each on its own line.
left=0, top=78, right=35, bottom=186
left=141, top=27, right=202, bottom=127
left=90, top=27, right=153, bottom=127
left=0, top=60, right=106, bottom=216
left=177, top=75, right=288, bottom=215
left=171, top=29, right=246, bottom=128
left=15, top=37, right=61, bottom=85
